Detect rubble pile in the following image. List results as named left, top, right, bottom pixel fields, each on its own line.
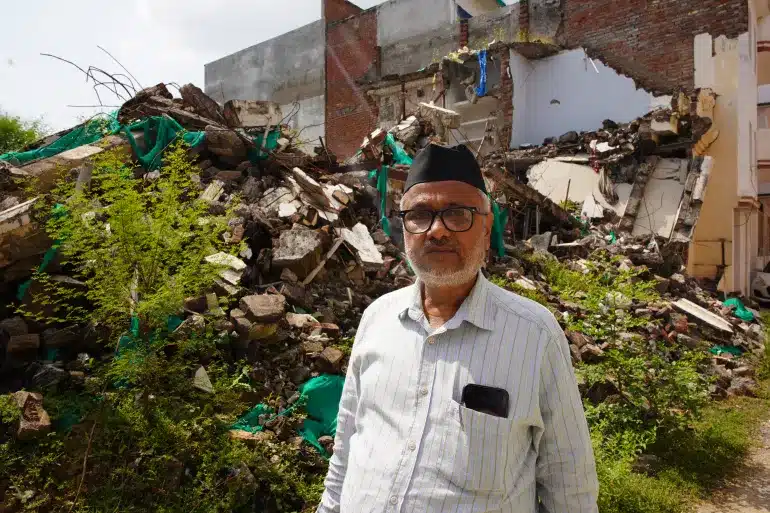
left=0, top=83, right=764, bottom=454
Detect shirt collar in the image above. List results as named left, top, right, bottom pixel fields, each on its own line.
left=397, top=270, right=494, bottom=331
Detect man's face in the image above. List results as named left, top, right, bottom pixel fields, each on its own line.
left=401, top=180, right=491, bottom=288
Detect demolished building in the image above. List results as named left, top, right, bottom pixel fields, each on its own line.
left=204, top=0, right=768, bottom=298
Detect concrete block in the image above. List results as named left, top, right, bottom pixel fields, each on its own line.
left=223, top=100, right=283, bottom=128
left=272, top=226, right=323, bottom=279
left=239, top=294, right=286, bottom=323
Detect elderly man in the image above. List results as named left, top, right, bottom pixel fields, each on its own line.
left=317, top=144, right=598, bottom=512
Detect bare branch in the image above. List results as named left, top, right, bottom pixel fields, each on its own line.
left=97, top=45, right=144, bottom=90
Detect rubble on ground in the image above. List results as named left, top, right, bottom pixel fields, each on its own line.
left=0, top=82, right=765, bottom=454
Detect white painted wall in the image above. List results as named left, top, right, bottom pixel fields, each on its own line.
left=510, top=49, right=668, bottom=148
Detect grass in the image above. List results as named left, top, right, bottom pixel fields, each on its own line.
left=597, top=376, right=770, bottom=513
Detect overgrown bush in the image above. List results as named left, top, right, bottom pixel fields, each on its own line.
left=18, top=141, right=233, bottom=336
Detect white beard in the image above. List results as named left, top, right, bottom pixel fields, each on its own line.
left=405, top=238, right=486, bottom=288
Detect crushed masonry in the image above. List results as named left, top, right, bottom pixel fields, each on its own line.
left=0, top=76, right=764, bottom=458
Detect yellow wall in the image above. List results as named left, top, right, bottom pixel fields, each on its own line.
left=688, top=41, right=740, bottom=289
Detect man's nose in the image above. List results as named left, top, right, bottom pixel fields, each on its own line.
left=426, top=213, right=451, bottom=240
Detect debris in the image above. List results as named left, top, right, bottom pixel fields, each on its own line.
left=223, top=100, right=282, bottom=129
left=286, top=313, right=318, bottom=329
left=32, top=364, right=69, bottom=389
left=7, top=334, right=40, bottom=353
left=272, top=226, right=323, bottom=279
left=302, top=238, right=345, bottom=286
left=318, top=347, right=345, bottom=372
left=239, top=294, right=286, bottom=323
left=193, top=366, right=214, bottom=393
left=673, top=299, right=733, bottom=333
left=340, top=223, right=384, bottom=268
left=0, top=317, right=29, bottom=336
left=200, top=180, right=225, bottom=203
left=12, top=391, right=51, bottom=440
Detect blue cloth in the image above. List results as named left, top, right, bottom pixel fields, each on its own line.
left=475, top=50, right=488, bottom=97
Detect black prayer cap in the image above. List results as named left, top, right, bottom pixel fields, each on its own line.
left=404, top=143, right=487, bottom=194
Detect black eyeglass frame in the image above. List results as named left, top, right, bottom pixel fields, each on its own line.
left=397, top=206, right=489, bottom=234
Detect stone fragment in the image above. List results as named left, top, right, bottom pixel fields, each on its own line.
left=179, top=83, right=227, bottom=125
left=653, top=275, right=670, bottom=294
left=318, top=435, right=335, bottom=454
left=286, top=312, right=318, bottom=329
left=558, top=131, right=579, bottom=144
left=193, top=366, right=214, bottom=393
left=733, top=366, right=754, bottom=377
left=727, top=376, right=758, bottom=397
left=341, top=223, right=383, bottom=268
left=199, top=180, right=225, bottom=203
left=669, top=313, right=689, bottom=333
left=272, top=226, right=323, bottom=279
left=289, top=366, right=311, bottom=384
left=184, top=296, right=208, bottom=313
left=713, top=364, right=733, bottom=388
left=228, top=429, right=275, bottom=445
left=569, top=344, right=582, bottom=363
left=280, top=268, right=299, bottom=284
left=240, top=294, right=286, bottom=323
left=205, top=125, right=248, bottom=157
left=215, top=170, right=243, bottom=182
left=301, top=340, right=325, bottom=354
left=223, top=100, right=282, bottom=128
left=69, top=371, right=86, bottom=385
left=12, top=391, right=51, bottom=440
left=33, top=364, right=69, bottom=389
left=7, top=334, right=40, bottom=353
left=319, top=347, right=344, bottom=372
left=565, top=330, right=592, bottom=349
left=306, top=323, right=341, bottom=337
left=372, top=229, right=389, bottom=244
left=676, top=333, right=698, bottom=349
left=580, top=344, right=605, bottom=363
left=528, top=231, right=553, bottom=253
left=205, top=252, right=247, bottom=271
left=0, top=317, right=28, bottom=336
left=42, top=327, right=79, bottom=348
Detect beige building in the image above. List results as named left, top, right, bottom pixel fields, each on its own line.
left=688, top=0, right=768, bottom=297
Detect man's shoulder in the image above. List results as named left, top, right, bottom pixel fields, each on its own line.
left=484, top=276, right=563, bottom=340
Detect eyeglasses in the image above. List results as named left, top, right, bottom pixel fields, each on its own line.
left=397, top=206, right=488, bottom=234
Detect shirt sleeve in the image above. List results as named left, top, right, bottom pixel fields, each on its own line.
left=534, top=330, right=599, bottom=513
left=316, top=308, right=370, bottom=513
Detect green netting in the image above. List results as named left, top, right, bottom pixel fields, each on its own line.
left=248, top=129, right=281, bottom=162
left=723, top=297, right=755, bottom=322
left=0, top=113, right=121, bottom=166
left=385, top=133, right=413, bottom=166
left=490, top=198, right=508, bottom=257
left=709, top=345, right=743, bottom=357
left=231, top=374, right=345, bottom=458
left=123, top=117, right=205, bottom=170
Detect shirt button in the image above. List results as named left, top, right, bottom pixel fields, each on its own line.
left=420, top=386, right=429, bottom=396
left=408, top=440, right=417, bottom=451
left=389, top=496, right=398, bottom=505
left=427, top=337, right=435, bottom=344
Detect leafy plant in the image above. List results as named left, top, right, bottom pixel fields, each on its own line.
left=18, top=141, right=233, bottom=337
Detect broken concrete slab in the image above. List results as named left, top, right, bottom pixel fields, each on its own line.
left=180, top=83, right=227, bottom=126
left=223, top=100, right=282, bottom=129
left=193, top=366, right=214, bottom=393
left=200, top=180, right=225, bottom=203
left=239, top=294, right=286, bottom=323
left=272, top=226, right=323, bottom=279
left=318, top=346, right=344, bottom=372
left=341, top=223, right=383, bottom=268
left=12, top=391, right=51, bottom=440
left=0, top=317, right=29, bottom=336
left=286, top=312, right=318, bottom=329
left=0, top=197, right=52, bottom=269
left=673, top=299, right=733, bottom=333
left=205, top=125, right=248, bottom=157
left=205, top=252, right=247, bottom=271
left=7, top=334, right=40, bottom=354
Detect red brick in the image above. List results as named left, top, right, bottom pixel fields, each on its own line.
left=563, top=0, right=747, bottom=89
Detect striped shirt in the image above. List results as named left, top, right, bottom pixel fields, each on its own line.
left=317, top=271, right=599, bottom=513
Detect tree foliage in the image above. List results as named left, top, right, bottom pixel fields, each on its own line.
left=0, top=111, right=47, bottom=154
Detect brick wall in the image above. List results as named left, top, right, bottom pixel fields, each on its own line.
left=325, top=9, right=379, bottom=158
left=495, top=48, right=513, bottom=148
left=563, top=0, right=748, bottom=90
left=323, top=0, right=362, bottom=23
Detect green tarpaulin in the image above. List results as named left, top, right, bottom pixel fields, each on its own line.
left=0, top=113, right=122, bottom=166
left=231, top=374, right=345, bottom=458
left=723, top=297, right=755, bottom=322
left=123, top=117, right=205, bottom=170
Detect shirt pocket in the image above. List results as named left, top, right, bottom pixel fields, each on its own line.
left=438, top=399, right=512, bottom=493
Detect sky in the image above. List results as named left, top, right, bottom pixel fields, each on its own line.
left=0, top=0, right=386, bottom=132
